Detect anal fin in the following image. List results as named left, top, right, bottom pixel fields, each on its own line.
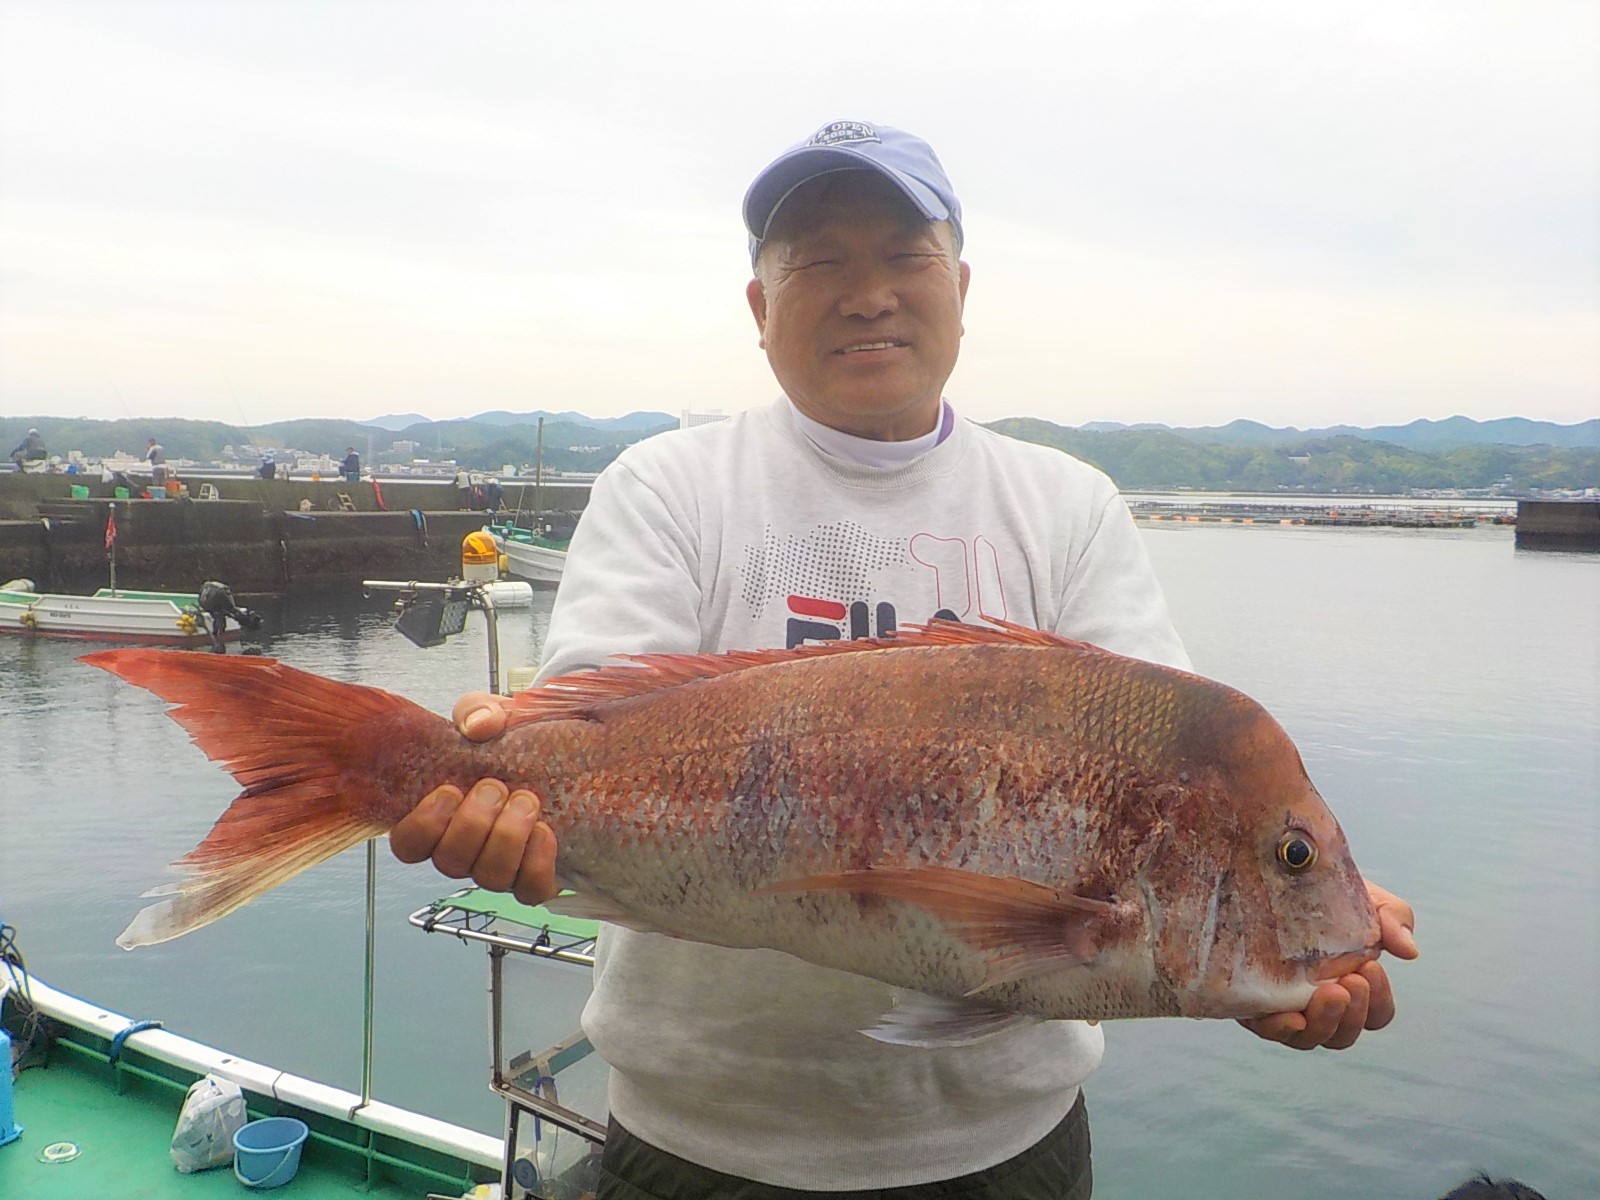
left=863, top=990, right=1042, bottom=1047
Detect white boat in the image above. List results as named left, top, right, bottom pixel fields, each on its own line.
left=0, top=581, right=239, bottom=646
left=489, top=525, right=568, bottom=587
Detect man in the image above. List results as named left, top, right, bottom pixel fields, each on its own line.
left=391, top=122, right=1417, bottom=1198
left=258, top=453, right=276, bottom=481
left=341, top=446, right=361, bottom=483
left=9, top=428, right=45, bottom=468
left=146, top=438, right=168, bottom=488
left=196, top=579, right=263, bottom=652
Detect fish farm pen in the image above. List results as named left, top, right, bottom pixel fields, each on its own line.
left=1126, top=500, right=1513, bottom=529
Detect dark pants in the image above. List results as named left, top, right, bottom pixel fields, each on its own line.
left=597, top=1092, right=1091, bottom=1200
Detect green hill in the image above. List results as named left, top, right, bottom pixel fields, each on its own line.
left=7, top=412, right=1596, bottom=489
left=985, top=419, right=1600, bottom=492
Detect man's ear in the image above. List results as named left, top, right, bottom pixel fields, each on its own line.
left=746, top=278, right=768, bottom=348
left=958, top=260, right=971, bottom=336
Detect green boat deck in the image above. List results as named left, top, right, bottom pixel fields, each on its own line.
left=3, top=1013, right=493, bottom=1199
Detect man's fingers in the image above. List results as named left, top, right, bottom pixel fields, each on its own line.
left=1378, top=903, right=1419, bottom=960
left=1243, top=984, right=1350, bottom=1051
left=1323, top=973, right=1370, bottom=1050
left=512, top=819, right=560, bottom=908
left=388, top=785, right=463, bottom=864
left=1365, top=879, right=1418, bottom=959
left=1359, top=961, right=1396, bottom=1031
left=431, top=779, right=508, bottom=878
left=1239, top=1012, right=1307, bottom=1043
left=452, top=691, right=509, bottom=742
left=1294, top=983, right=1351, bottom=1049
left=470, top=789, right=541, bottom=893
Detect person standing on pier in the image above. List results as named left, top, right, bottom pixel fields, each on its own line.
left=391, top=121, right=1418, bottom=1199
left=341, top=446, right=361, bottom=483
left=145, top=438, right=168, bottom=488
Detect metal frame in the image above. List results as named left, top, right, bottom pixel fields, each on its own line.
left=409, top=893, right=606, bottom=1195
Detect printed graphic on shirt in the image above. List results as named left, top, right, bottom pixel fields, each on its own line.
left=742, top=522, right=1012, bottom=649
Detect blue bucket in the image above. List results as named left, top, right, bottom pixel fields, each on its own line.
left=232, top=1117, right=308, bottom=1189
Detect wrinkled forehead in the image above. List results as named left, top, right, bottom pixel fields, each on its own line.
left=764, top=169, right=948, bottom=249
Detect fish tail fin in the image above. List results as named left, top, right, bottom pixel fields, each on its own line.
left=81, top=649, right=437, bottom=948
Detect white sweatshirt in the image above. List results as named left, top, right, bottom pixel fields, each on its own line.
left=535, top=398, right=1189, bottom=1189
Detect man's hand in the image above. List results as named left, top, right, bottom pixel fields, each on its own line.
left=388, top=693, right=560, bottom=907
left=1239, top=880, right=1417, bottom=1052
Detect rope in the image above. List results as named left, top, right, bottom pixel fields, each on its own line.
left=108, top=1019, right=164, bottom=1063
left=1, top=922, right=46, bottom=1079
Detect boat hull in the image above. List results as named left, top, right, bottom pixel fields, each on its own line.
left=0, top=587, right=238, bottom=646
left=491, top=533, right=567, bottom=586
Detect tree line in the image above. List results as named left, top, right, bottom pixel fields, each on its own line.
left=6, top=413, right=1596, bottom=490
left=987, top=420, right=1599, bottom=492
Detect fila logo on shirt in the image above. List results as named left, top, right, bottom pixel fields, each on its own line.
left=777, top=532, right=1010, bottom=649
left=783, top=595, right=959, bottom=650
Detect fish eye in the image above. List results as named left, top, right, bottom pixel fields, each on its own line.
left=1277, top=834, right=1318, bottom=873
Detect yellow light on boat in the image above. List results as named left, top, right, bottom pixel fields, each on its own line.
left=462, top=530, right=500, bottom=583
left=461, top=531, right=498, bottom=565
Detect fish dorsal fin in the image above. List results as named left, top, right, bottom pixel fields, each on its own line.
left=505, top=619, right=1102, bottom=726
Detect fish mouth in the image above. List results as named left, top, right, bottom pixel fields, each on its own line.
left=1306, top=943, right=1382, bottom=981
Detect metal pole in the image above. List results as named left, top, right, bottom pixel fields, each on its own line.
left=533, top=416, right=544, bottom=521
left=107, top=501, right=117, bottom=594
left=360, top=838, right=376, bottom=1109
left=480, top=591, right=503, bottom=696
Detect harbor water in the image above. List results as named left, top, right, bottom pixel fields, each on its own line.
left=2, top=522, right=1596, bottom=1198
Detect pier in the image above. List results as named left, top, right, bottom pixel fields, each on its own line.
left=1515, top=499, right=1600, bottom=550
left=0, top=473, right=595, bottom=594
left=1126, top=498, right=1511, bottom=529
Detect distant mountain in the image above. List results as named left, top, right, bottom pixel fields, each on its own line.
left=987, top=417, right=1600, bottom=492
left=9, top=410, right=1595, bottom=488
left=1355, top=416, right=1599, bottom=451
left=362, top=412, right=430, bottom=431
left=468, top=409, right=675, bottom=432
left=0, top=412, right=677, bottom=473
left=1083, top=416, right=1599, bottom=451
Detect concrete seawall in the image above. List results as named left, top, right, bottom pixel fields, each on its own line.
left=3, top=499, right=493, bottom=593
left=1516, top=500, right=1600, bottom=550
left=0, top=472, right=597, bottom=593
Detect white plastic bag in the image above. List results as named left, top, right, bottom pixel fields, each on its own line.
left=170, top=1073, right=248, bottom=1173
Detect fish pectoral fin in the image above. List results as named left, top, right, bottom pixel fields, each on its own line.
left=763, top=866, right=1130, bottom=986
left=542, top=892, right=674, bottom=936
left=862, top=990, right=1041, bottom=1047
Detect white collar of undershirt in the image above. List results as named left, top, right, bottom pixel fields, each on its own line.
left=788, top=399, right=953, bottom=469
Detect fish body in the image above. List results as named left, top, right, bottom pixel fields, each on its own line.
left=85, top=622, right=1379, bottom=1040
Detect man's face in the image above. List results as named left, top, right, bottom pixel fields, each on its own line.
left=746, top=172, right=970, bottom=441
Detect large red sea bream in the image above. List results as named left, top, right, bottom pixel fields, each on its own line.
left=85, top=622, right=1380, bottom=1045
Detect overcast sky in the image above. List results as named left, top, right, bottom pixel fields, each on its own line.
left=1, top=1, right=1595, bottom=430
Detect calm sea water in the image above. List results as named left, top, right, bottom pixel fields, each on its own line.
left=2, top=524, right=1596, bottom=1198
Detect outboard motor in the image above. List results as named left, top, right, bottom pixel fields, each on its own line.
left=196, top=581, right=262, bottom=652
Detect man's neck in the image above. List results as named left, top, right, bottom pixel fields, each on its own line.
left=788, top=399, right=955, bottom=469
